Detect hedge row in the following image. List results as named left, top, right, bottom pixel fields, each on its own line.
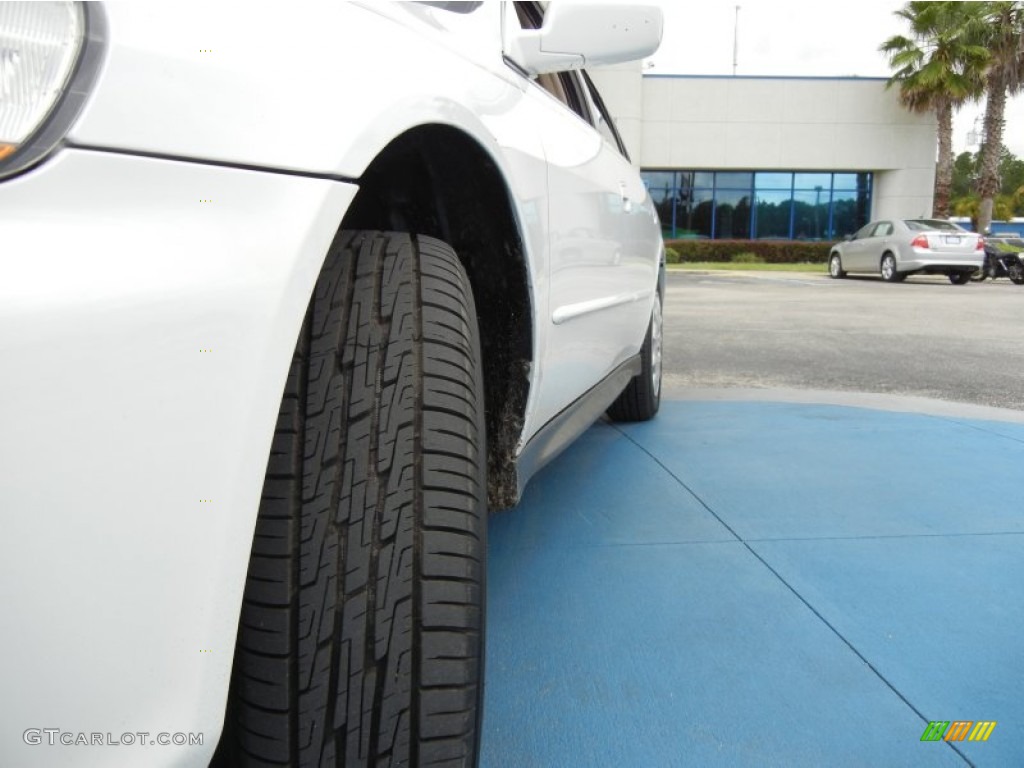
left=665, top=239, right=834, bottom=264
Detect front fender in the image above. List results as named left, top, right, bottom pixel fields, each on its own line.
left=70, top=2, right=532, bottom=182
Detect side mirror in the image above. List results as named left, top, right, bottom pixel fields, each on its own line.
left=506, top=2, right=663, bottom=76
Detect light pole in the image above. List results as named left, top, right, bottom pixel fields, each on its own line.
left=732, top=5, right=740, bottom=76
left=814, top=185, right=822, bottom=239
left=967, top=114, right=983, bottom=148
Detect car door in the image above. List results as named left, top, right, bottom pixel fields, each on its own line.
left=840, top=222, right=872, bottom=271
left=846, top=221, right=887, bottom=271
left=504, top=2, right=655, bottom=429
left=866, top=221, right=894, bottom=271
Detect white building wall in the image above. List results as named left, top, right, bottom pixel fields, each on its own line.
left=588, top=69, right=938, bottom=221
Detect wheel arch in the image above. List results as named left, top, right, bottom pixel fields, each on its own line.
left=341, top=124, right=534, bottom=510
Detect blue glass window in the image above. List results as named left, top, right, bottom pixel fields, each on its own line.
left=794, top=173, right=831, bottom=190
left=715, top=172, right=753, bottom=190
left=754, top=190, right=793, bottom=239
left=640, top=170, right=873, bottom=241
left=649, top=186, right=676, bottom=239
left=755, top=172, right=792, bottom=190
left=792, top=189, right=829, bottom=241
left=642, top=171, right=676, bottom=191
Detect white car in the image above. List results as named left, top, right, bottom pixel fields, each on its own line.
left=0, top=2, right=663, bottom=766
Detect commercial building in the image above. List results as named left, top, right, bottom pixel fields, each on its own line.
left=591, top=63, right=938, bottom=241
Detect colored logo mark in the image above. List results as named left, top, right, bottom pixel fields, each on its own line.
left=920, top=721, right=996, bottom=742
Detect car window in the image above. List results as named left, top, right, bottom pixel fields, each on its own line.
left=557, top=72, right=594, bottom=125
left=852, top=223, right=875, bottom=240
left=513, top=2, right=592, bottom=124
left=581, top=70, right=630, bottom=160
left=871, top=222, right=893, bottom=237
left=905, top=219, right=963, bottom=232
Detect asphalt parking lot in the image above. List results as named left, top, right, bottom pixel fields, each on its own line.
left=662, top=269, right=1024, bottom=411
left=481, top=270, right=1023, bottom=767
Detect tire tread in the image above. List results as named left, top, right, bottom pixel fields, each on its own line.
left=219, top=231, right=485, bottom=767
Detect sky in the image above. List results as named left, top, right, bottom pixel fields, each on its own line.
left=647, top=0, right=1024, bottom=159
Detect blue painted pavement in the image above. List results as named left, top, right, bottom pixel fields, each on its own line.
left=482, top=400, right=1024, bottom=767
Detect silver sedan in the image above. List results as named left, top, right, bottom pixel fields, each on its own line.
left=828, top=219, right=984, bottom=284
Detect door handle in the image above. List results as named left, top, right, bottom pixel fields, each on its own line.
left=619, top=181, right=633, bottom=213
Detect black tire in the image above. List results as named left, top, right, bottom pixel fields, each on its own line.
left=828, top=253, right=846, bottom=279
left=948, top=271, right=971, bottom=285
left=607, top=291, right=662, bottom=422
left=880, top=253, right=904, bottom=283
left=218, top=231, right=487, bottom=767
left=1009, top=263, right=1024, bottom=285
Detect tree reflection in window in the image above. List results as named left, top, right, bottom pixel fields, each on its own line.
left=641, top=170, right=872, bottom=240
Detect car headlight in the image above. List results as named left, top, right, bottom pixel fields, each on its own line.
left=0, top=1, right=105, bottom=180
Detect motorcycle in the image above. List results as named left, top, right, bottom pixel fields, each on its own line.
left=971, top=237, right=1024, bottom=284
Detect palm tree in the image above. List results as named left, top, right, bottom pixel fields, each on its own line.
left=953, top=192, right=1015, bottom=228
left=882, top=2, right=988, bottom=217
left=975, top=2, right=1024, bottom=233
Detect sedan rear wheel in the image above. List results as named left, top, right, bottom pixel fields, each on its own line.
left=607, top=291, right=662, bottom=422
left=828, top=253, right=845, bottom=279
left=880, top=253, right=903, bottom=283
left=948, top=271, right=971, bottom=285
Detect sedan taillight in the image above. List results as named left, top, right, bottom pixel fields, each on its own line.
left=976, top=237, right=985, bottom=250
left=910, top=234, right=929, bottom=249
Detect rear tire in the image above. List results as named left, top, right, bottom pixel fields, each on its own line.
left=219, top=231, right=487, bottom=767
left=880, top=253, right=903, bottom=283
left=607, top=291, right=662, bottom=422
left=1009, top=263, right=1024, bottom=285
left=948, top=271, right=971, bottom=285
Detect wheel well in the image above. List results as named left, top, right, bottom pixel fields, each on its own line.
left=341, top=125, right=532, bottom=510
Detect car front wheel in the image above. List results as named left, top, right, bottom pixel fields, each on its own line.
left=217, top=231, right=487, bottom=767
left=828, top=253, right=846, bottom=279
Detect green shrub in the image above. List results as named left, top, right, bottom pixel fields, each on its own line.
left=730, top=252, right=765, bottom=264
left=664, top=246, right=681, bottom=264
left=663, top=239, right=833, bottom=264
